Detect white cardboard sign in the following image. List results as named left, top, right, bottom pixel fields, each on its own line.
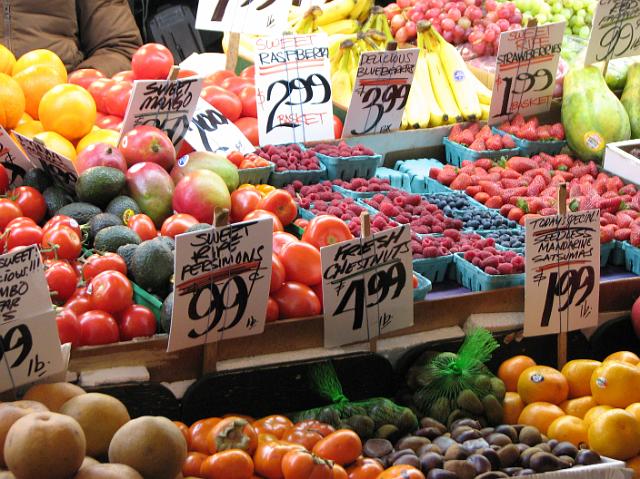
left=13, top=133, right=77, bottom=193
left=524, top=210, right=600, bottom=337
left=183, top=98, right=254, bottom=154
left=120, top=77, right=204, bottom=147
left=585, top=0, right=640, bottom=65
left=195, top=0, right=290, bottom=35
left=489, top=22, right=565, bottom=125
left=343, top=49, right=419, bottom=137
left=254, top=34, right=335, bottom=146
left=168, top=218, right=273, bottom=352
left=321, top=225, right=414, bottom=348
left=0, top=127, right=34, bottom=186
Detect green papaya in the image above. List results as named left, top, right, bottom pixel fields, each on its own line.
left=621, top=63, right=640, bottom=139
left=562, top=65, right=631, bottom=161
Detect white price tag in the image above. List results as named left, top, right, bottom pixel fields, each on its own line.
left=13, top=133, right=77, bottom=193
left=0, top=127, right=34, bottom=187
left=342, top=49, right=419, bottom=138
left=168, top=218, right=273, bottom=352
left=489, top=22, right=565, bottom=125
left=585, top=0, right=640, bottom=65
left=195, top=0, right=290, bottom=35
left=524, top=210, right=600, bottom=337
left=321, top=226, right=414, bottom=348
left=120, top=77, right=204, bottom=147
left=183, top=98, right=254, bottom=154
left=254, top=34, right=335, bottom=146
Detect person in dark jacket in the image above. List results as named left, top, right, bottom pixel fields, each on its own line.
left=0, top=0, right=142, bottom=76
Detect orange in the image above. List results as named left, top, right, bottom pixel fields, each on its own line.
left=38, top=84, right=96, bottom=141
left=604, top=351, right=640, bottom=364
left=561, top=359, right=601, bottom=398
left=13, top=64, right=66, bottom=119
left=591, top=360, right=640, bottom=408
left=517, top=401, right=565, bottom=434
left=560, top=396, right=598, bottom=419
left=547, top=415, right=588, bottom=447
left=0, top=73, right=25, bottom=130
left=583, top=405, right=613, bottom=428
left=76, top=128, right=120, bottom=153
left=13, top=120, right=43, bottom=138
left=517, top=365, right=569, bottom=405
left=627, top=456, right=640, bottom=479
left=626, top=403, right=640, bottom=423
left=588, top=409, right=640, bottom=460
left=498, top=355, right=536, bottom=392
left=0, top=45, right=16, bottom=75
left=12, top=49, right=67, bottom=81
left=34, top=131, right=76, bottom=161
left=503, top=392, right=525, bottom=424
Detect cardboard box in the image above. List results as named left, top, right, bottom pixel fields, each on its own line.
left=604, top=139, right=640, bottom=186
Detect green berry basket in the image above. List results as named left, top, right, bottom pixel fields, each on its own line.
left=491, top=127, right=567, bottom=157
left=443, top=137, right=520, bottom=168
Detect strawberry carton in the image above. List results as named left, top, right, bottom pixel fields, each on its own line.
left=495, top=114, right=567, bottom=157
left=444, top=123, right=520, bottom=167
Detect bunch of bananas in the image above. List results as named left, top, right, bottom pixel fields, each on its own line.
left=402, top=21, right=493, bottom=130
left=291, top=0, right=374, bottom=35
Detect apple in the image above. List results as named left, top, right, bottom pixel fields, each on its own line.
left=119, top=125, right=176, bottom=171
left=68, top=69, right=105, bottom=90
left=76, top=143, right=127, bottom=174
left=126, top=162, right=175, bottom=227
left=172, top=170, right=231, bottom=224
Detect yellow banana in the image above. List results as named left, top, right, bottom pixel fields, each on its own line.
left=331, top=47, right=353, bottom=108
left=320, top=18, right=359, bottom=35
left=358, top=0, right=374, bottom=23
left=292, top=6, right=321, bottom=33
left=363, top=6, right=394, bottom=43
left=350, top=0, right=368, bottom=20
left=467, top=67, right=493, bottom=105
left=329, top=33, right=356, bottom=64
left=480, top=102, right=490, bottom=120
left=425, top=51, right=462, bottom=124
left=316, top=0, right=355, bottom=26
left=403, top=51, right=441, bottom=129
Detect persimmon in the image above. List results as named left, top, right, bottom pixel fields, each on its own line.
left=312, top=429, right=362, bottom=466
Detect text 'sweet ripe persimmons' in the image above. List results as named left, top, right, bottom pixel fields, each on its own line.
left=590, top=360, right=640, bottom=408
left=503, top=392, right=525, bottom=425
left=0, top=45, right=16, bottom=75
left=76, top=129, right=120, bottom=154
left=517, top=365, right=569, bottom=405
left=583, top=405, right=613, bottom=429
left=604, top=351, right=640, bottom=364
left=588, top=409, right=640, bottom=460
left=38, top=84, right=97, bottom=141
left=13, top=64, right=65, bottom=119
left=497, top=355, right=536, bottom=392
left=560, top=396, right=598, bottom=419
left=34, top=131, right=77, bottom=162
left=517, top=402, right=565, bottom=434
left=547, top=415, right=588, bottom=447
left=561, top=359, right=601, bottom=398
left=12, top=49, right=67, bottom=81
left=0, top=73, right=25, bottom=130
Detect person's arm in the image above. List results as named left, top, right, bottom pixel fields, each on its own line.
left=75, top=0, right=143, bottom=76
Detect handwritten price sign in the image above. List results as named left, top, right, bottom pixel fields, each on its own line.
left=524, top=210, right=601, bottom=337
left=196, top=0, right=290, bottom=35
left=489, top=22, right=565, bottom=124
left=167, top=218, right=273, bottom=352
left=0, top=127, right=33, bottom=187
left=254, top=34, right=335, bottom=146
left=120, top=78, right=203, bottom=148
left=321, top=226, right=413, bottom=348
left=585, top=0, right=640, bottom=65
left=342, top=49, right=418, bottom=138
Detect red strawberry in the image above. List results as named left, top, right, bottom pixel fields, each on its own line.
left=506, top=156, right=538, bottom=173
left=602, top=191, right=618, bottom=199
left=461, top=160, right=474, bottom=168
left=458, top=129, right=475, bottom=146
left=529, top=116, right=540, bottom=127
left=501, top=178, right=521, bottom=189
left=500, top=203, right=516, bottom=216
left=518, top=121, right=538, bottom=140
left=569, top=183, right=582, bottom=197
left=632, top=192, right=640, bottom=210
left=602, top=212, right=618, bottom=224
left=511, top=114, right=526, bottom=127
left=485, top=196, right=503, bottom=209
left=550, top=123, right=565, bottom=140
left=596, top=172, right=609, bottom=181
left=569, top=163, right=590, bottom=178
left=606, top=176, right=624, bottom=192
left=501, top=134, right=516, bottom=149
left=615, top=228, right=631, bottom=241
left=501, top=169, right=522, bottom=179
left=555, top=154, right=575, bottom=169
left=478, top=125, right=492, bottom=141
left=541, top=186, right=558, bottom=197
left=437, top=169, right=457, bottom=186
left=466, top=185, right=482, bottom=196
left=536, top=125, right=552, bottom=140
left=540, top=207, right=558, bottom=216
left=601, top=224, right=616, bottom=244
left=479, top=180, right=503, bottom=197
left=429, top=167, right=441, bottom=179
left=631, top=225, right=640, bottom=246
left=617, top=212, right=633, bottom=228
left=450, top=173, right=473, bottom=190
left=449, top=124, right=463, bottom=142
left=467, top=123, right=481, bottom=134
left=485, top=134, right=503, bottom=150
left=620, top=184, right=637, bottom=196
left=598, top=197, right=623, bottom=212
left=474, top=158, right=492, bottom=170
left=524, top=168, right=552, bottom=183
left=526, top=175, right=547, bottom=197
left=507, top=207, right=524, bottom=222
left=580, top=196, right=599, bottom=211
left=469, top=138, right=486, bottom=151
left=500, top=187, right=527, bottom=203
left=500, top=120, right=511, bottom=130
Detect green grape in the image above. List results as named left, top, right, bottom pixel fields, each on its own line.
left=561, top=7, right=573, bottom=18
left=537, top=12, right=548, bottom=22
left=552, top=1, right=563, bottom=13
left=585, top=12, right=593, bottom=24
left=551, top=13, right=565, bottom=22
left=578, top=25, right=591, bottom=38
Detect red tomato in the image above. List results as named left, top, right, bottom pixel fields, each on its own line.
left=41, top=226, right=82, bottom=260
left=56, top=309, right=81, bottom=347
left=131, top=43, right=174, bottom=80
left=301, top=216, right=354, bottom=249
left=312, top=283, right=323, bottom=306
left=272, top=282, right=322, bottom=319
left=128, top=213, right=158, bottom=241
left=104, top=81, right=133, bottom=117
left=243, top=209, right=283, bottom=232
left=272, top=232, right=299, bottom=255
left=118, top=304, right=157, bottom=341
left=43, top=215, right=81, bottom=237
left=5, top=223, right=42, bottom=250
left=89, top=271, right=133, bottom=314
left=0, top=199, right=22, bottom=232
left=280, top=241, right=321, bottom=286
left=294, top=218, right=309, bottom=230
left=5, top=217, right=36, bottom=229
left=68, top=68, right=105, bottom=89
left=82, top=253, right=128, bottom=281
left=258, top=190, right=297, bottom=226
left=230, top=188, right=261, bottom=223
left=111, top=70, right=134, bottom=82
left=64, top=294, right=93, bottom=316
left=235, top=117, right=259, bottom=145
left=238, top=86, right=257, bottom=118
left=9, top=187, right=46, bottom=223
left=220, top=76, right=253, bottom=95
left=333, top=115, right=344, bottom=139
left=240, top=65, right=255, bottom=79
left=161, top=213, right=199, bottom=238
left=177, top=69, right=198, bottom=78
left=78, top=310, right=120, bottom=346
left=45, top=260, right=78, bottom=304
left=200, top=86, right=242, bottom=122
left=95, top=114, right=123, bottom=130
left=204, top=70, right=236, bottom=87
left=266, top=297, right=279, bottom=322
left=87, top=78, right=116, bottom=114
left=271, top=253, right=285, bottom=293
left=0, top=164, right=9, bottom=194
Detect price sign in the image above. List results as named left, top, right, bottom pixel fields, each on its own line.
left=120, top=77, right=204, bottom=147
left=13, top=132, right=77, bottom=193
left=168, top=218, right=273, bottom=352
left=0, top=128, right=33, bottom=187
left=195, top=0, right=290, bottom=35
left=489, top=22, right=565, bottom=125
left=321, top=226, right=413, bottom=348
left=524, top=210, right=600, bottom=337
left=183, top=98, right=254, bottom=154
left=343, top=49, right=418, bottom=137
left=254, top=34, right=335, bottom=146
left=585, top=0, right=640, bottom=65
